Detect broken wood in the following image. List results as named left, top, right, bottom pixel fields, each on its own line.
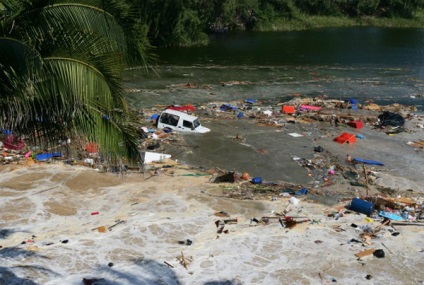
left=180, top=252, right=188, bottom=269
left=164, top=261, right=174, bottom=268
left=223, top=218, right=238, bottom=224
left=363, top=164, right=369, bottom=197
left=371, top=219, right=390, bottom=235
left=108, top=219, right=125, bottom=230
left=355, top=248, right=376, bottom=258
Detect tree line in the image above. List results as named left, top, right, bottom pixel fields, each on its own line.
left=127, top=0, right=424, bottom=47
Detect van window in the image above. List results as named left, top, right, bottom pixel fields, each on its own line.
left=160, top=113, right=179, bottom=126
left=183, top=120, right=193, bottom=128
left=193, top=119, right=200, bottom=128
left=169, top=114, right=179, bottom=126
left=160, top=113, right=169, bottom=124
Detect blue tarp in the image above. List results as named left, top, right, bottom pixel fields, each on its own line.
left=220, top=104, right=238, bottom=111
left=379, top=211, right=404, bottom=221
left=36, top=152, right=62, bottom=161
left=354, top=158, right=384, bottom=166
left=294, top=188, right=308, bottom=195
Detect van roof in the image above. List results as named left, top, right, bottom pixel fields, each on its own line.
left=162, top=109, right=198, bottom=120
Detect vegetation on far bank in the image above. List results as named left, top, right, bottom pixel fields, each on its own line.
left=255, top=13, right=424, bottom=31
left=125, top=0, right=424, bottom=47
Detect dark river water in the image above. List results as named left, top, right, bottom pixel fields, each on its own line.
left=125, top=27, right=424, bottom=184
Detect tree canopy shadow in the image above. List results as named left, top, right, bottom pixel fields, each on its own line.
left=0, top=227, right=59, bottom=285
left=80, top=258, right=243, bottom=285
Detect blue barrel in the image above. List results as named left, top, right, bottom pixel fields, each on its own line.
left=350, top=198, right=374, bottom=216
left=251, top=177, right=262, bottom=184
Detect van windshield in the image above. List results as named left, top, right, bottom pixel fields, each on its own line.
left=193, top=119, right=201, bottom=128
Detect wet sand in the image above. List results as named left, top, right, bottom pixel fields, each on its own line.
left=1, top=161, right=423, bottom=284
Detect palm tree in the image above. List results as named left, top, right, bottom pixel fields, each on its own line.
left=0, top=0, right=152, bottom=164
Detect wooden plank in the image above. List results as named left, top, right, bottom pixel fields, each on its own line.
left=355, top=248, right=376, bottom=258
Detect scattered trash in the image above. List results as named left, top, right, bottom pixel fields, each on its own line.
left=213, top=171, right=237, bottom=183
left=251, top=177, right=262, bottom=184
left=294, top=188, right=308, bottom=195
left=378, top=111, right=405, bottom=127
left=282, top=105, right=295, bottom=114
left=164, top=261, right=174, bottom=268
left=373, top=249, right=385, bottom=258
left=214, top=211, right=230, bottom=217
left=313, top=146, right=324, bottom=152
left=334, top=132, right=356, bottom=144
left=97, top=226, right=106, bottom=233
left=353, top=158, right=384, bottom=166
left=289, top=196, right=299, bottom=205
left=355, top=248, right=376, bottom=258
left=178, top=239, right=193, bottom=246
left=178, top=252, right=192, bottom=269
left=288, top=133, right=303, bottom=138
left=350, top=198, right=375, bottom=217
left=379, top=211, right=404, bottom=221
left=300, top=105, right=321, bottom=111
left=220, top=104, right=238, bottom=111
left=348, top=120, right=363, bottom=129
left=245, top=99, right=256, bottom=104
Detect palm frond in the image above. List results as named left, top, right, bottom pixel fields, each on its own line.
left=0, top=37, right=41, bottom=130
left=13, top=2, right=127, bottom=56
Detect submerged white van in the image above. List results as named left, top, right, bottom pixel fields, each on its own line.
left=156, top=109, right=210, bottom=133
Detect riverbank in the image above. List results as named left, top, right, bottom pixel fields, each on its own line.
left=255, top=14, right=424, bottom=32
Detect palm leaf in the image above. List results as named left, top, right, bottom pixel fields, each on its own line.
left=12, top=2, right=127, bottom=57
left=0, top=37, right=41, bottom=130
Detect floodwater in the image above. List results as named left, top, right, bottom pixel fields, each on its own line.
left=125, top=27, right=424, bottom=183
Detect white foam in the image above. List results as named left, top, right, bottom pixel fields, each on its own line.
left=1, top=166, right=423, bottom=284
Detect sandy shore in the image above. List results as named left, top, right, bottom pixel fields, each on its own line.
left=0, top=161, right=423, bottom=285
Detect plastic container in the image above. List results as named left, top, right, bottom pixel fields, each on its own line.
left=290, top=197, right=299, bottom=205
left=282, top=105, right=295, bottom=114
left=251, top=177, right=262, bottom=184
left=350, top=198, right=374, bottom=216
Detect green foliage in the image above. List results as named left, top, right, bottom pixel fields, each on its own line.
left=125, top=0, right=424, bottom=46
left=0, top=0, right=150, bottom=163
left=128, top=0, right=209, bottom=47
left=379, top=0, right=424, bottom=18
